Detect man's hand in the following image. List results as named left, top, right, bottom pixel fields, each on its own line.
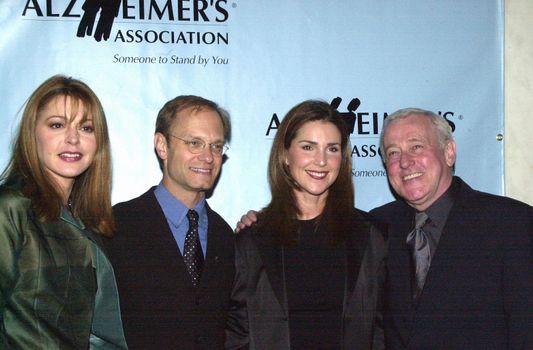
left=234, top=210, right=258, bottom=233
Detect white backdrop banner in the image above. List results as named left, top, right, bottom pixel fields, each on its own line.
left=0, top=1, right=504, bottom=225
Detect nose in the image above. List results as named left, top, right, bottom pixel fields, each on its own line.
left=399, top=152, right=414, bottom=169
left=65, top=125, right=80, bottom=145
left=314, top=149, right=327, bottom=167
left=198, top=144, right=214, bottom=163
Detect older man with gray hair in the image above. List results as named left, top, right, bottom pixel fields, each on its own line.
left=371, top=107, right=533, bottom=349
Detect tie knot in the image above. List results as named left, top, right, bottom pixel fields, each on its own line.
left=187, top=209, right=199, bottom=224
left=414, top=212, right=428, bottom=229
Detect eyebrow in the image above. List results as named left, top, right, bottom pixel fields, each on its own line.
left=44, top=115, right=94, bottom=123
left=297, top=140, right=340, bottom=146
left=45, top=115, right=67, bottom=119
left=187, top=135, right=225, bottom=143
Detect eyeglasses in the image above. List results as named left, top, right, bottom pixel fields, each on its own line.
left=169, top=134, right=228, bottom=156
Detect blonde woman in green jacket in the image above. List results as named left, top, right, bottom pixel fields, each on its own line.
left=0, top=75, right=127, bottom=349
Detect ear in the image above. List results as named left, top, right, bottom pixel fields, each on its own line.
left=444, top=140, right=456, bottom=167
left=154, top=132, right=168, bottom=161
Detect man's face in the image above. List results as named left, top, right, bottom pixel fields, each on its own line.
left=382, top=114, right=456, bottom=211
left=155, top=108, right=225, bottom=205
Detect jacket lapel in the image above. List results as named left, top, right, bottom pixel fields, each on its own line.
left=343, top=211, right=369, bottom=313
left=254, top=232, right=287, bottom=312
left=407, top=179, right=481, bottom=347
left=412, top=179, right=472, bottom=312
left=253, top=210, right=372, bottom=319
left=386, top=204, right=417, bottom=346
left=199, top=204, right=227, bottom=290
left=143, top=189, right=192, bottom=284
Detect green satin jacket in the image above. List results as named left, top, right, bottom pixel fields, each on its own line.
left=0, top=183, right=127, bottom=349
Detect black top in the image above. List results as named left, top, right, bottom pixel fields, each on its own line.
left=284, top=218, right=345, bottom=349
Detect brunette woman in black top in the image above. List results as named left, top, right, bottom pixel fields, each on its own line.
left=226, top=100, right=386, bottom=350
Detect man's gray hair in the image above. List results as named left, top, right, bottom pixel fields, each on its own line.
left=380, top=107, right=454, bottom=161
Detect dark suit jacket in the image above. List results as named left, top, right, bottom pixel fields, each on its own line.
left=371, top=177, right=533, bottom=349
left=226, top=209, right=387, bottom=350
left=104, top=187, right=235, bottom=350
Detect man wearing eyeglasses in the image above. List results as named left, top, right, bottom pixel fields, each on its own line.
left=104, top=95, right=235, bottom=349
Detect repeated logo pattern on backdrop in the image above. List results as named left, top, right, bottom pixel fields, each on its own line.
left=266, top=97, right=460, bottom=179
left=23, top=0, right=232, bottom=42
left=3, top=1, right=502, bottom=223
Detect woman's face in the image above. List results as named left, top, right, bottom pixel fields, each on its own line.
left=35, top=95, right=97, bottom=198
left=285, top=120, right=342, bottom=204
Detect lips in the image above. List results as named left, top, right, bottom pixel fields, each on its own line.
left=306, top=170, right=328, bottom=179
left=402, top=172, right=422, bottom=181
left=191, top=167, right=212, bottom=175
left=59, top=152, right=82, bottom=162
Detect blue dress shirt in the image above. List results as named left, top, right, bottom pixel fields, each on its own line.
left=154, top=183, right=208, bottom=257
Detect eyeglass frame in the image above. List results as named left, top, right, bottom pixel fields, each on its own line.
left=168, top=134, right=228, bottom=156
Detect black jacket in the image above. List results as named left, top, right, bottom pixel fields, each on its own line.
left=105, top=187, right=235, bottom=349
left=371, top=177, right=533, bottom=349
left=226, top=208, right=387, bottom=350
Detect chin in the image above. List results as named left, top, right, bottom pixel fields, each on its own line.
left=194, top=183, right=214, bottom=191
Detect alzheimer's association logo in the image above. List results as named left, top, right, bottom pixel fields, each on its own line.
left=22, top=0, right=233, bottom=43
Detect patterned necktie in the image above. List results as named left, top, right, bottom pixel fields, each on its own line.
left=405, top=211, right=430, bottom=301
left=184, top=210, right=203, bottom=287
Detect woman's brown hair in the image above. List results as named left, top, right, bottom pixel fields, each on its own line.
left=1, top=75, right=114, bottom=235
left=257, top=100, right=354, bottom=245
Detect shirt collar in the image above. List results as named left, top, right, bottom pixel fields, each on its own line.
left=423, top=176, right=459, bottom=228
left=60, top=206, right=85, bottom=229
left=154, top=182, right=206, bottom=228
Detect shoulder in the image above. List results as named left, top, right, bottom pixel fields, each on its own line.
left=454, top=179, right=532, bottom=249
left=349, top=207, right=388, bottom=249
left=0, top=185, right=34, bottom=247
left=369, top=199, right=407, bottom=224
left=205, top=204, right=235, bottom=248
left=113, top=187, right=158, bottom=217
left=109, top=188, right=161, bottom=245
left=235, top=221, right=256, bottom=241
left=234, top=225, right=262, bottom=248
left=469, top=190, right=530, bottom=211
left=353, top=207, right=386, bottom=233
left=205, top=204, right=233, bottom=233
left=456, top=178, right=532, bottom=216
left=0, top=184, right=32, bottom=217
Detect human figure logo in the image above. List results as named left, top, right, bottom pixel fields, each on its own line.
left=77, top=0, right=121, bottom=42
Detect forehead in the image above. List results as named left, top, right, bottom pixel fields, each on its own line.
left=172, top=107, right=224, bottom=135
left=40, top=94, right=89, bottom=119
left=294, top=120, right=340, bottom=139
left=384, top=114, right=435, bottom=145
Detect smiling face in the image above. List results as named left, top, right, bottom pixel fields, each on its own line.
left=285, top=120, right=342, bottom=207
left=155, top=107, right=225, bottom=207
left=383, top=114, right=456, bottom=211
left=35, top=95, right=97, bottom=200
